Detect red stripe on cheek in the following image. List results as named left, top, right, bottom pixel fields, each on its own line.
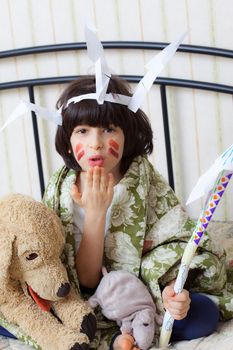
left=77, top=150, right=84, bottom=161
left=75, top=143, right=83, bottom=154
left=108, top=147, right=119, bottom=159
left=75, top=143, right=84, bottom=161
left=109, top=139, right=119, bottom=150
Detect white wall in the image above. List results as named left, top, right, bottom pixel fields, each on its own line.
left=0, top=0, right=232, bottom=220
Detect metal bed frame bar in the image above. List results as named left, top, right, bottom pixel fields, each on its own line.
left=1, top=42, right=233, bottom=59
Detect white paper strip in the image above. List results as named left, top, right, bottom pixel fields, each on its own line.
left=85, top=25, right=111, bottom=103
left=0, top=102, right=28, bottom=133
left=128, top=32, right=187, bottom=113
left=66, top=93, right=98, bottom=107
left=104, top=93, right=131, bottom=106
left=24, top=101, right=62, bottom=125
left=186, top=144, right=233, bottom=204
left=0, top=101, right=62, bottom=134
left=66, top=93, right=130, bottom=109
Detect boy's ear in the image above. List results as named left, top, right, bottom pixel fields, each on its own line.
left=0, top=222, right=15, bottom=289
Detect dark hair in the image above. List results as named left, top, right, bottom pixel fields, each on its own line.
left=55, top=75, right=153, bottom=174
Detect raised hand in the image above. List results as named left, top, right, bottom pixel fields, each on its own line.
left=72, top=167, right=115, bottom=288
left=71, top=166, right=114, bottom=214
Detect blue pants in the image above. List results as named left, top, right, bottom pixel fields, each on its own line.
left=0, top=294, right=219, bottom=343
left=0, top=326, right=16, bottom=339
left=171, top=293, right=219, bottom=341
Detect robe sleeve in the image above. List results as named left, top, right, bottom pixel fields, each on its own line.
left=43, top=166, right=69, bottom=213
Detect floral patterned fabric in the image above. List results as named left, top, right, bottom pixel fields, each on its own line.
left=43, top=155, right=233, bottom=349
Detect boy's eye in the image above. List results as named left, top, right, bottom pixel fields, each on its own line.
left=75, top=128, right=87, bottom=134
left=104, top=127, right=115, bottom=133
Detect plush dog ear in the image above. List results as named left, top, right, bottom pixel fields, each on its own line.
left=0, top=222, right=14, bottom=289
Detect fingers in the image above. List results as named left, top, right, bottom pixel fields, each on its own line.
left=162, top=285, right=189, bottom=302
left=166, top=289, right=189, bottom=302
left=89, top=167, right=104, bottom=190
left=93, top=166, right=101, bottom=189
left=75, top=167, right=114, bottom=210
left=162, top=287, right=191, bottom=320
left=107, top=173, right=114, bottom=198
left=163, top=285, right=176, bottom=298
left=100, top=168, right=107, bottom=192
left=166, top=297, right=190, bottom=319
left=84, top=167, right=102, bottom=190
left=91, top=167, right=114, bottom=194
left=86, top=167, right=94, bottom=188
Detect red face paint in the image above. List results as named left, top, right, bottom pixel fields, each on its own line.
left=77, top=150, right=84, bottom=161
left=75, top=143, right=84, bottom=161
left=75, top=143, right=83, bottom=153
left=108, top=147, right=119, bottom=159
left=109, top=139, right=119, bottom=150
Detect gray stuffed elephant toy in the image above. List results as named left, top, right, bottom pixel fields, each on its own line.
left=88, top=268, right=162, bottom=350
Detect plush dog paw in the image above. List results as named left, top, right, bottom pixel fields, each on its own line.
left=80, top=313, right=96, bottom=341
left=70, top=343, right=89, bottom=350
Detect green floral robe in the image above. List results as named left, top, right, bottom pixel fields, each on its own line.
left=42, top=155, right=233, bottom=349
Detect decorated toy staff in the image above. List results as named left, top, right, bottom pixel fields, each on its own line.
left=159, top=143, right=233, bottom=347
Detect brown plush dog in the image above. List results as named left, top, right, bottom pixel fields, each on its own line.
left=0, top=194, right=96, bottom=350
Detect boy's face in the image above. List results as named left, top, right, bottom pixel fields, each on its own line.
left=70, top=124, right=125, bottom=179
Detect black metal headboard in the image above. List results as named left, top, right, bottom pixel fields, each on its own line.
left=0, top=42, right=233, bottom=197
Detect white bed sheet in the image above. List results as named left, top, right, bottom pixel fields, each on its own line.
left=1, top=320, right=233, bottom=350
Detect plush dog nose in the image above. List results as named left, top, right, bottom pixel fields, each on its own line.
left=57, top=282, right=71, bottom=297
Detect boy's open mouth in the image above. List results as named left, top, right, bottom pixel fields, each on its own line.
left=88, top=155, right=104, bottom=167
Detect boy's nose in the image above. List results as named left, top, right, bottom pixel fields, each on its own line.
left=90, top=143, right=103, bottom=150
left=90, top=134, right=103, bottom=150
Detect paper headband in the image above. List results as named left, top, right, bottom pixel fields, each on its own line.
left=0, top=25, right=186, bottom=133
